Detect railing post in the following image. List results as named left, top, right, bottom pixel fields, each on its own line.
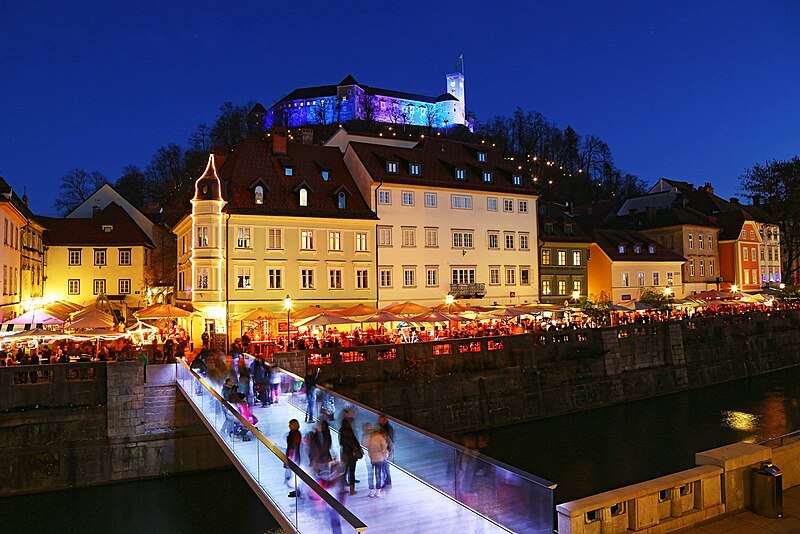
left=670, top=486, right=682, bottom=518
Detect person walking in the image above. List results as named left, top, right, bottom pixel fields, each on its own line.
left=252, top=357, right=269, bottom=407
left=304, top=367, right=319, bottom=423
left=285, top=419, right=303, bottom=497
left=378, top=414, right=395, bottom=487
left=268, top=363, right=282, bottom=405
left=365, top=424, right=390, bottom=498
left=339, top=407, right=361, bottom=495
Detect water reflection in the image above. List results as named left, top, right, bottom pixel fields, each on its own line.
left=483, top=365, right=800, bottom=504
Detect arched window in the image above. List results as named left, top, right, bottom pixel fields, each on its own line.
left=254, top=185, right=264, bottom=205
left=338, top=191, right=347, bottom=209
left=299, top=188, right=308, bottom=207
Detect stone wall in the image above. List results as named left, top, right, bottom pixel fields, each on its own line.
left=0, top=362, right=229, bottom=497
left=276, top=310, right=800, bottom=435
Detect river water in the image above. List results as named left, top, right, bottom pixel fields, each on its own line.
left=5, top=366, right=800, bottom=530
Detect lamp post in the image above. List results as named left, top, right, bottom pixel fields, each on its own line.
left=284, top=295, right=292, bottom=348
left=445, top=293, right=454, bottom=312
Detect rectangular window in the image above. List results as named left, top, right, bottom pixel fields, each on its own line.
left=482, top=171, right=493, bottom=183
left=196, top=268, right=209, bottom=289
left=452, top=231, right=474, bottom=249
left=426, top=267, right=438, bottom=287
left=518, top=200, right=528, bottom=213
left=557, top=250, right=566, bottom=265
left=425, top=192, right=437, bottom=208
left=488, top=232, right=499, bottom=249
left=451, top=194, right=473, bottom=209
left=379, top=268, right=392, bottom=288
left=542, top=279, right=552, bottom=295
left=505, top=267, right=516, bottom=285
left=329, top=269, right=343, bottom=289
left=710, top=260, right=715, bottom=276
left=328, top=231, right=341, bottom=251
left=378, top=227, right=392, bottom=246
left=268, top=268, right=283, bottom=290
left=119, top=249, right=131, bottom=266
left=743, top=247, right=748, bottom=261
left=378, top=190, right=391, bottom=205
left=541, top=249, right=551, bottom=265
left=513, top=175, right=521, bottom=186
left=557, top=280, right=567, bottom=295
left=744, top=269, right=750, bottom=285
left=477, top=152, right=487, bottom=162
left=68, top=279, right=80, bottom=295
left=487, top=197, right=498, bottom=211
left=700, top=260, right=705, bottom=277
left=236, top=267, right=252, bottom=289
left=402, top=191, right=414, bottom=206
left=520, top=268, right=530, bottom=285
left=94, top=249, right=107, bottom=266
left=236, top=227, right=251, bottom=248
left=708, top=236, right=713, bottom=250
left=268, top=228, right=283, bottom=250
left=503, top=199, right=513, bottom=212
left=119, top=279, right=131, bottom=294
left=356, top=269, right=369, bottom=289
left=409, top=163, right=421, bottom=175
left=386, top=161, right=398, bottom=174
left=504, top=233, right=515, bottom=250
left=622, top=272, right=630, bottom=287
left=489, top=268, right=500, bottom=285
left=355, top=231, right=368, bottom=252
left=300, top=230, right=315, bottom=250
left=688, top=234, right=694, bottom=249
left=699, top=234, right=704, bottom=250
left=425, top=228, right=438, bottom=247
left=455, top=168, right=466, bottom=180
left=300, top=268, right=315, bottom=289
left=93, top=279, right=106, bottom=295
left=573, top=279, right=582, bottom=292
left=403, top=268, right=416, bottom=287
left=572, top=250, right=582, bottom=266
left=197, top=226, right=209, bottom=247
left=637, top=272, right=645, bottom=286
left=519, top=233, right=530, bottom=250
left=451, top=268, right=476, bottom=285
left=402, top=228, right=416, bottom=247
left=69, top=249, right=81, bottom=266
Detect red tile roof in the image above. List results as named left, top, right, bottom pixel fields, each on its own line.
left=37, top=202, right=154, bottom=248
left=349, top=138, right=539, bottom=196
left=217, top=136, right=376, bottom=219
left=593, top=229, right=685, bottom=262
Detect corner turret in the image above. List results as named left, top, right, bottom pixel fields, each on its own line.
left=193, top=154, right=223, bottom=202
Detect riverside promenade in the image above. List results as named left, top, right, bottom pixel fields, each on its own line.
left=679, top=485, right=800, bottom=533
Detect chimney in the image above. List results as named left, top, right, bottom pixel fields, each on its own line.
left=301, top=128, right=313, bottom=144
left=21, top=194, right=29, bottom=206
left=729, top=197, right=739, bottom=205
left=702, top=182, right=714, bottom=194
left=271, top=127, right=288, bottom=155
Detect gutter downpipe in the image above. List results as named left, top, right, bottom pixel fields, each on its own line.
left=374, top=181, right=383, bottom=310
left=225, top=212, right=231, bottom=353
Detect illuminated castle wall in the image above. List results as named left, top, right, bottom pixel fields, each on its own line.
left=265, top=71, right=468, bottom=131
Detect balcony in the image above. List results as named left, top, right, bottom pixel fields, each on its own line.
left=449, top=282, right=486, bottom=298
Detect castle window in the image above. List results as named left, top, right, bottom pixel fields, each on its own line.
left=618, top=244, right=626, bottom=254
left=386, top=161, right=399, bottom=174
left=410, top=163, right=421, bottom=176
left=455, top=168, right=466, bottom=180
left=338, top=191, right=347, bottom=209
left=648, top=244, right=656, bottom=254
left=321, top=170, right=330, bottom=181
left=285, top=167, right=293, bottom=176
left=380, top=100, right=386, bottom=110
left=254, top=185, right=264, bottom=204
left=513, top=175, right=521, bottom=186
left=299, top=188, right=308, bottom=207
left=477, top=152, right=487, bottom=162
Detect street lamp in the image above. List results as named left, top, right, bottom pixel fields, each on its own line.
left=731, top=284, right=739, bottom=293
left=283, top=295, right=292, bottom=346
left=445, top=294, right=455, bottom=311
left=571, top=290, right=580, bottom=301
left=779, top=283, right=786, bottom=290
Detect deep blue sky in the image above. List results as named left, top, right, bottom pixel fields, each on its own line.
left=1, top=1, right=798, bottom=216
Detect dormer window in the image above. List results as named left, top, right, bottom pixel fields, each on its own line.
left=482, top=171, right=493, bottom=183
left=477, top=152, right=487, bottom=163
left=321, top=170, right=330, bottom=181
left=285, top=167, right=294, bottom=176
left=618, top=244, right=626, bottom=254
left=338, top=191, right=347, bottom=209
left=512, top=175, right=521, bottom=186
left=409, top=163, right=421, bottom=176
left=564, top=223, right=573, bottom=235
left=386, top=161, right=399, bottom=174
left=544, top=223, right=554, bottom=235
left=254, top=185, right=264, bottom=205
left=299, top=188, right=308, bottom=207
left=455, top=168, right=466, bottom=180
left=648, top=244, right=656, bottom=254
left=634, top=244, right=642, bottom=254
left=101, top=225, right=113, bottom=233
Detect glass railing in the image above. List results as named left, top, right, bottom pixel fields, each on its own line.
left=286, top=373, right=556, bottom=533
left=176, top=359, right=366, bottom=534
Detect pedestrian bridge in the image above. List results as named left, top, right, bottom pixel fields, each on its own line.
left=176, top=359, right=555, bottom=533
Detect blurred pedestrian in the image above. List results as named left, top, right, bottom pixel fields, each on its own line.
left=339, top=407, right=361, bottom=495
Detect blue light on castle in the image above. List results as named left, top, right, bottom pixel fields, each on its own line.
left=264, top=67, right=469, bottom=131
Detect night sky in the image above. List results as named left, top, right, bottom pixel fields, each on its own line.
left=1, top=1, right=798, bottom=216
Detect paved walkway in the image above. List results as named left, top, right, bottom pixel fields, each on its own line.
left=679, top=485, right=800, bottom=533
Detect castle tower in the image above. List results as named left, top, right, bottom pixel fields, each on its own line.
left=445, top=66, right=465, bottom=126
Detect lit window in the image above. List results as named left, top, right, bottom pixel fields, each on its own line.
left=402, top=191, right=414, bottom=206
left=300, top=229, right=314, bottom=250
left=268, top=228, right=283, bottom=250
left=410, top=163, right=421, bottom=176
left=743, top=247, right=748, bottom=261
left=236, top=267, right=252, bottom=289
left=477, top=152, right=487, bottom=162
left=196, top=226, right=209, bottom=248
left=338, top=191, right=347, bottom=209
left=237, top=227, right=251, bottom=248
left=557, top=280, right=566, bottom=295
left=653, top=272, right=660, bottom=286
left=483, top=171, right=493, bottom=183
left=487, top=197, right=498, bottom=211
left=328, top=231, right=341, bottom=251
left=648, top=244, right=656, bottom=254
left=513, top=175, right=521, bottom=186
left=557, top=250, right=566, bottom=265
left=455, top=168, right=466, bottom=180
left=355, top=232, right=369, bottom=252
left=386, top=161, right=399, bottom=174
left=254, top=185, right=264, bottom=204
left=196, top=268, right=209, bottom=289
left=572, top=250, right=581, bottom=265
left=542, top=279, right=552, bottom=295
left=378, top=191, right=391, bottom=204
left=425, top=193, right=437, bottom=207
left=285, top=167, right=293, bottom=176
left=541, top=249, right=551, bottom=265
left=321, top=170, right=330, bottom=181
left=618, top=244, right=626, bottom=254
left=299, top=188, right=308, bottom=207
left=573, top=280, right=581, bottom=292
left=622, top=272, right=630, bottom=287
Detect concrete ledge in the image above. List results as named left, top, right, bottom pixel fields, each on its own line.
left=695, top=442, right=771, bottom=471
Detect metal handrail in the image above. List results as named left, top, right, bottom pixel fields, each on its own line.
left=176, top=358, right=368, bottom=532
left=758, top=429, right=800, bottom=447
left=281, top=367, right=556, bottom=490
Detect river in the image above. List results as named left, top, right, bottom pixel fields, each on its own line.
left=5, top=366, right=800, bottom=530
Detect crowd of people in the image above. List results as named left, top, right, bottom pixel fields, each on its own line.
left=0, top=336, right=138, bottom=366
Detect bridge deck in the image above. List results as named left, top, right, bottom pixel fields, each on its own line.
left=177, top=367, right=514, bottom=533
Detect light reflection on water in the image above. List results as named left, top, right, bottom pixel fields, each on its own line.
left=483, top=366, right=800, bottom=504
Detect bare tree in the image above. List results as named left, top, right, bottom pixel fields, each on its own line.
left=54, top=168, right=108, bottom=215
left=357, top=92, right=378, bottom=131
